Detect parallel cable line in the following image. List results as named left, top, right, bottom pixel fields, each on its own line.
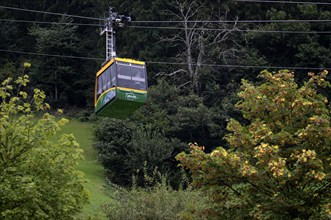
left=129, top=25, right=331, bottom=34
left=1, top=4, right=331, bottom=27
left=0, top=18, right=101, bottom=26
left=147, top=61, right=329, bottom=70
left=0, top=5, right=102, bottom=21
left=2, top=18, right=331, bottom=26
left=2, top=4, right=331, bottom=25
left=235, top=0, right=331, bottom=5
left=0, top=49, right=103, bottom=61
left=1, top=49, right=329, bottom=70
left=1, top=18, right=329, bottom=34
left=132, top=19, right=331, bottom=24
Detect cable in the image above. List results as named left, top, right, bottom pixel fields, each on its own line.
left=0, top=18, right=101, bottom=27
left=235, top=0, right=331, bottom=5
left=0, top=49, right=103, bottom=61
left=129, top=25, right=331, bottom=34
left=148, top=61, right=329, bottom=70
left=0, top=5, right=102, bottom=21
left=1, top=48, right=329, bottom=70
left=2, top=4, right=331, bottom=25
left=2, top=17, right=331, bottom=27
left=1, top=18, right=329, bottom=34
left=2, top=4, right=331, bottom=27
left=132, top=19, right=331, bottom=24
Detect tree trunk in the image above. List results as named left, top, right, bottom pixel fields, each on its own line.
left=55, top=72, right=58, bottom=101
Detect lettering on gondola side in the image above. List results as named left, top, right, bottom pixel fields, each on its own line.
left=125, top=92, right=138, bottom=100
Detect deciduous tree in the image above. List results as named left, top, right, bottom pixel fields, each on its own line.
left=0, top=74, right=88, bottom=219
left=177, top=70, right=331, bottom=219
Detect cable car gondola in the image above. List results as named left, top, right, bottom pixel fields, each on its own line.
left=94, top=57, right=148, bottom=118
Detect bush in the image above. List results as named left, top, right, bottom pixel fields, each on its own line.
left=103, top=168, right=208, bottom=220
left=94, top=118, right=186, bottom=186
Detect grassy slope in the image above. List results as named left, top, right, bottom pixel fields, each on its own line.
left=57, top=119, right=110, bottom=219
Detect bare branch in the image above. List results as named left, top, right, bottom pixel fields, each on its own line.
left=158, top=34, right=186, bottom=45
left=178, top=80, right=191, bottom=89
left=160, top=0, right=244, bottom=94
left=155, top=69, right=187, bottom=77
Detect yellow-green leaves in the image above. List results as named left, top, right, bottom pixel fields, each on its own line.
left=0, top=75, right=87, bottom=219
left=292, top=149, right=317, bottom=164
left=15, top=74, right=29, bottom=86
left=23, top=62, right=31, bottom=68
left=177, top=70, right=331, bottom=219
left=254, top=143, right=279, bottom=159
left=33, top=88, right=49, bottom=111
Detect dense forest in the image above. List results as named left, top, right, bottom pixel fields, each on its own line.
left=1, top=0, right=331, bottom=185
left=1, top=0, right=331, bottom=219
left=1, top=0, right=330, bottom=107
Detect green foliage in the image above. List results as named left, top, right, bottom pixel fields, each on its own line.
left=93, top=118, right=133, bottom=185
left=246, top=4, right=331, bottom=75
left=1, top=0, right=331, bottom=112
left=0, top=61, right=17, bottom=82
left=0, top=75, right=88, bottom=219
left=172, top=94, right=221, bottom=147
left=133, top=80, right=223, bottom=149
left=177, top=70, right=331, bottom=219
left=103, top=168, right=208, bottom=220
left=94, top=117, right=184, bottom=186
left=0, top=0, right=104, bottom=108
left=93, top=81, right=225, bottom=187
left=28, top=16, right=84, bottom=107
left=126, top=128, right=178, bottom=176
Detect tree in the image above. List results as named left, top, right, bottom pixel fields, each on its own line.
left=132, top=80, right=223, bottom=150
left=177, top=70, right=331, bottom=219
left=93, top=117, right=185, bottom=187
left=94, top=118, right=134, bottom=186
left=245, top=4, right=331, bottom=77
left=93, top=77, right=229, bottom=187
left=29, top=16, right=81, bottom=107
left=0, top=0, right=105, bottom=108
left=161, top=0, right=241, bottom=94
left=0, top=74, right=88, bottom=219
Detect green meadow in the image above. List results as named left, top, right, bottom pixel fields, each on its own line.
left=57, top=119, right=111, bottom=219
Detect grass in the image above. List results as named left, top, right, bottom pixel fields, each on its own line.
left=56, top=118, right=111, bottom=219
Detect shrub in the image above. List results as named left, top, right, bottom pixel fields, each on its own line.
left=94, top=118, right=186, bottom=186
left=103, top=168, right=208, bottom=220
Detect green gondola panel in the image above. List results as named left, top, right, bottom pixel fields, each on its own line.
left=94, top=57, right=148, bottom=118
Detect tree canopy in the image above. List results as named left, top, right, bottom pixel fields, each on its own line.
left=0, top=75, right=88, bottom=219
left=1, top=0, right=330, bottom=108
left=177, top=70, right=331, bottom=219
left=1, top=0, right=331, bottom=201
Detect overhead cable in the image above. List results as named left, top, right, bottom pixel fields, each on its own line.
left=2, top=18, right=331, bottom=26
left=0, top=18, right=101, bottom=26
left=235, top=0, right=331, bottom=5
left=1, top=49, right=329, bottom=70
left=129, top=25, right=331, bottom=34
left=1, top=18, right=329, bottom=34
left=2, top=4, right=331, bottom=25
left=132, top=19, right=331, bottom=24
left=1, top=4, right=331, bottom=27
left=0, top=5, right=102, bottom=21
left=0, top=49, right=103, bottom=61
left=148, top=61, right=329, bottom=70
